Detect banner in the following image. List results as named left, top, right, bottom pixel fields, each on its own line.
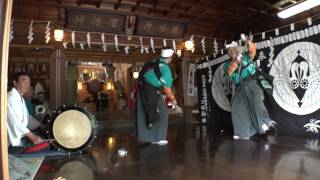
left=197, top=18, right=320, bottom=136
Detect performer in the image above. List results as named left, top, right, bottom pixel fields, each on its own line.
left=7, top=72, right=44, bottom=151
left=134, top=47, right=177, bottom=145
left=224, top=41, right=274, bottom=139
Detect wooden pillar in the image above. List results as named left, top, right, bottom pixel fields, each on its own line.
left=49, top=49, right=66, bottom=109
left=181, top=52, right=195, bottom=121
left=0, top=0, right=13, bottom=179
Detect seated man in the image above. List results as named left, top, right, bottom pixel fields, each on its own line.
left=7, top=72, right=44, bottom=152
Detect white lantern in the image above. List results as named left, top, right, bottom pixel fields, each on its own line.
left=54, top=29, right=64, bottom=41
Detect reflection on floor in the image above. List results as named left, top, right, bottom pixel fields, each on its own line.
left=36, top=124, right=320, bottom=180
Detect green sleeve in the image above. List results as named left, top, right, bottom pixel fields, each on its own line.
left=143, top=63, right=173, bottom=88
left=159, top=63, right=173, bottom=88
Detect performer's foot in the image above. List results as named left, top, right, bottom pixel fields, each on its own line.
left=152, top=140, right=168, bottom=145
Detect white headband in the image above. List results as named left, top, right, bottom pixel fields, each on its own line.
left=161, top=49, right=174, bottom=58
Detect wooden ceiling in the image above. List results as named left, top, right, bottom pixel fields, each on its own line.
left=10, top=0, right=320, bottom=61
left=13, top=0, right=320, bottom=39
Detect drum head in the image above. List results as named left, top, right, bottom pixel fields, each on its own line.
left=48, top=104, right=98, bottom=153
left=53, top=110, right=92, bottom=149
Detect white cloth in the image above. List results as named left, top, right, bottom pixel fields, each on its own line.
left=7, top=88, right=39, bottom=146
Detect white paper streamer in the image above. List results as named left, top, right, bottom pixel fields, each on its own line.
left=307, top=17, right=312, bottom=26
left=267, top=46, right=274, bottom=67
left=201, top=37, right=206, bottom=55
left=28, top=20, right=34, bottom=44
left=102, top=45, right=107, bottom=52
left=101, top=33, right=107, bottom=52
left=71, top=31, right=76, bottom=48
left=9, top=19, right=14, bottom=43
left=163, top=39, right=167, bottom=47
left=80, top=43, right=85, bottom=50
left=139, top=37, right=144, bottom=53
left=144, top=47, right=149, bottom=54
left=114, top=34, right=119, bottom=52
left=172, top=40, right=176, bottom=53
left=262, top=32, right=265, bottom=39
left=150, top=38, right=155, bottom=53
left=45, top=22, right=51, bottom=44
left=213, top=38, right=218, bottom=54
left=290, top=23, right=295, bottom=31
left=63, top=42, right=68, bottom=49
left=275, top=28, right=279, bottom=36
left=87, top=33, right=91, bottom=48
left=190, top=35, right=194, bottom=41
left=124, top=46, right=130, bottom=54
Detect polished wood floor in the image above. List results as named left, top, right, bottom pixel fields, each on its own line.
left=35, top=124, right=320, bottom=180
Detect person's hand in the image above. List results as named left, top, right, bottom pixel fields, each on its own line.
left=26, top=132, right=43, bottom=144
left=247, top=41, right=257, bottom=59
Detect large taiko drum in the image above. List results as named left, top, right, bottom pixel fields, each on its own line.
left=47, top=104, right=98, bottom=154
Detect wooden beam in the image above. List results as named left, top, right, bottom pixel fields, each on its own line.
left=77, top=0, right=102, bottom=8
left=114, top=0, right=122, bottom=10
left=131, top=0, right=140, bottom=12
left=0, top=0, right=13, bottom=180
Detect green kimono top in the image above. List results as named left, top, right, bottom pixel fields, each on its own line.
left=143, top=58, right=173, bottom=88
left=223, top=53, right=256, bottom=85
left=24, top=99, right=36, bottom=117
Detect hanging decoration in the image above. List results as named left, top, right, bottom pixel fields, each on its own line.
left=71, top=31, right=76, bottom=48
left=87, top=33, right=91, bottom=48
left=27, top=20, right=34, bottom=44
left=275, top=28, right=280, bottom=36
left=63, top=42, right=68, bottom=49
left=101, top=33, right=107, bottom=52
left=290, top=23, right=295, bottom=31
left=307, top=17, right=313, bottom=26
left=213, top=38, right=218, bottom=57
left=267, top=46, right=274, bottom=67
left=9, top=19, right=14, bottom=43
left=163, top=39, right=167, bottom=47
left=139, top=37, right=144, bottom=54
left=172, top=40, right=176, bottom=53
left=201, top=37, right=206, bottom=55
left=80, top=43, right=85, bottom=50
left=124, top=46, right=130, bottom=54
left=45, top=21, right=51, bottom=44
left=144, top=47, right=149, bottom=54
left=150, top=38, right=155, bottom=53
left=114, top=34, right=119, bottom=52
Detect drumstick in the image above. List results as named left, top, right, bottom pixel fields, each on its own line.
left=42, top=139, right=56, bottom=142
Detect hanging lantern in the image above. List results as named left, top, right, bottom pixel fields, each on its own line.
left=184, top=40, right=194, bottom=51
left=77, top=81, right=83, bottom=90
left=133, top=71, right=139, bottom=79
left=54, top=29, right=64, bottom=41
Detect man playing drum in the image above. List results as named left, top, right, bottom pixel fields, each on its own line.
left=7, top=72, right=47, bottom=153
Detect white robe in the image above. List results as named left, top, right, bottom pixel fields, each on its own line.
left=7, top=88, right=40, bottom=146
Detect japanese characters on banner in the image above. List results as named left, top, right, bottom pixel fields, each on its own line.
left=196, top=17, right=320, bottom=136
left=187, top=64, right=196, bottom=96
left=198, top=74, right=210, bottom=124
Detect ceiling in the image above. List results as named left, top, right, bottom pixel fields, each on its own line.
left=13, top=0, right=320, bottom=39
left=9, top=0, right=320, bottom=59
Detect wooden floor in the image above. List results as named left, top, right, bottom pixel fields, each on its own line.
left=35, top=123, right=320, bottom=180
